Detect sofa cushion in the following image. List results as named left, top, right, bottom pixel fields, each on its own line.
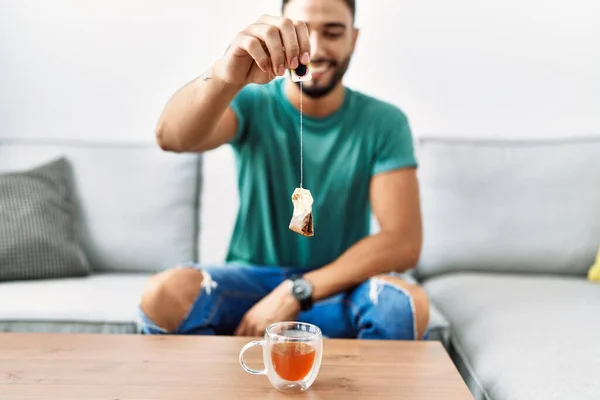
left=424, top=272, right=600, bottom=400
left=0, top=139, right=201, bottom=273
left=414, top=136, right=600, bottom=279
left=0, top=273, right=149, bottom=333
left=0, top=157, right=91, bottom=281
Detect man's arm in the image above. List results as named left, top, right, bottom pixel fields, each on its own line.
left=155, top=61, right=243, bottom=153
left=155, top=15, right=311, bottom=154
left=233, top=166, right=423, bottom=336
left=303, top=167, right=423, bottom=300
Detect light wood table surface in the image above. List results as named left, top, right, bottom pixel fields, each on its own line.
left=0, top=332, right=473, bottom=399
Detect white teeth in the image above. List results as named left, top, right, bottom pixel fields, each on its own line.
left=311, top=65, right=329, bottom=73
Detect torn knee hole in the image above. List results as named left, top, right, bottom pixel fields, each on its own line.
left=368, top=277, right=408, bottom=305
left=368, top=277, right=428, bottom=340
left=199, top=269, right=218, bottom=294
left=140, top=267, right=217, bottom=332
left=170, top=266, right=218, bottom=295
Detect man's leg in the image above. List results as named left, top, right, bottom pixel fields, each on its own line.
left=138, top=264, right=282, bottom=335
left=299, top=273, right=430, bottom=340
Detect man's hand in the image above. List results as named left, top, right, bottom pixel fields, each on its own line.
left=214, top=14, right=311, bottom=86
left=234, top=281, right=300, bottom=337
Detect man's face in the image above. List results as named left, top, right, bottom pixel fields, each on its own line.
left=283, top=0, right=357, bottom=98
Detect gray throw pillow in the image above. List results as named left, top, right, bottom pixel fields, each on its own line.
left=0, top=157, right=90, bottom=281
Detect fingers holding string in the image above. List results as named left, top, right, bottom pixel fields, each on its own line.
left=234, top=32, right=272, bottom=74
left=243, top=23, right=286, bottom=76
left=277, top=17, right=301, bottom=70
left=256, top=15, right=306, bottom=71
left=293, top=19, right=311, bottom=65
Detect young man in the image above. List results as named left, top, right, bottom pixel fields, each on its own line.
left=140, top=0, right=429, bottom=340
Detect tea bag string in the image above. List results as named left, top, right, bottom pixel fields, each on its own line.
left=300, top=80, right=303, bottom=189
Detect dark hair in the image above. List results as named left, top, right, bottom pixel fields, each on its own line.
left=282, top=0, right=356, bottom=21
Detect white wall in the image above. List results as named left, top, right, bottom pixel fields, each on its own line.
left=1, top=0, right=599, bottom=263
left=1, top=0, right=599, bottom=141
left=352, top=0, right=600, bottom=139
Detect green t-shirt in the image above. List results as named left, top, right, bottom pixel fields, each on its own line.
left=226, top=78, right=417, bottom=269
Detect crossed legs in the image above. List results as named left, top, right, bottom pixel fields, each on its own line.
left=139, top=264, right=429, bottom=340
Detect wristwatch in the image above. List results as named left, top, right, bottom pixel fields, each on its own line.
left=289, top=275, right=314, bottom=311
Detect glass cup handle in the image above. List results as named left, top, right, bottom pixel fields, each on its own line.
left=239, top=340, right=266, bottom=375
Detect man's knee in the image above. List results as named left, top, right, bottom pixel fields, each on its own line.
left=370, top=275, right=430, bottom=340
left=140, top=266, right=205, bottom=333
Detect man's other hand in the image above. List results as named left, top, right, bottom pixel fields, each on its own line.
left=234, top=281, right=300, bottom=337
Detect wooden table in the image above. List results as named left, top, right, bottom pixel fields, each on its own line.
left=0, top=333, right=473, bottom=399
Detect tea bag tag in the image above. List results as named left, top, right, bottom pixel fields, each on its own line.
left=289, top=188, right=314, bottom=237
left=290, top=63, right=312, bottom=82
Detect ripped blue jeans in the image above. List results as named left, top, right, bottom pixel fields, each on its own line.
left=139, top=264, right=424, bottom=340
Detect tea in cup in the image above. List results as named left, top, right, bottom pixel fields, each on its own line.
left=239, top=321, right=323, bottom=393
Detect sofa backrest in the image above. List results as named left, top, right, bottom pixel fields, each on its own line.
left=415, top=136, right=600, bottom=279
left=0, top=139, right=201, bottom=274
left=4, top=136, right=599, bottom=278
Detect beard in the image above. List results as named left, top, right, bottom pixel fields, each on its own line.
left=295, top=55, right=352, bottom=99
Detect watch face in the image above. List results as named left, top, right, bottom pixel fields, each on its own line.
left=292, top=279, right=312, bottom=300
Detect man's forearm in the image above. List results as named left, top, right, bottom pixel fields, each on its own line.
left=303, top=231, right=421, bottom=301
left=156, top=60, right=243, bottom=152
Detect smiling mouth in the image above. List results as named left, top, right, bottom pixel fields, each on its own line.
left=310, top=62, right=335, bottom=75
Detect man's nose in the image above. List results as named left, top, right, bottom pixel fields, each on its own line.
left=308, top=31, right=322, bottom=60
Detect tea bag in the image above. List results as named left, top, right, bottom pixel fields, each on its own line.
left=289, top=188, right=314, bottom=236
left=287, top=63, right=315, bottom=237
